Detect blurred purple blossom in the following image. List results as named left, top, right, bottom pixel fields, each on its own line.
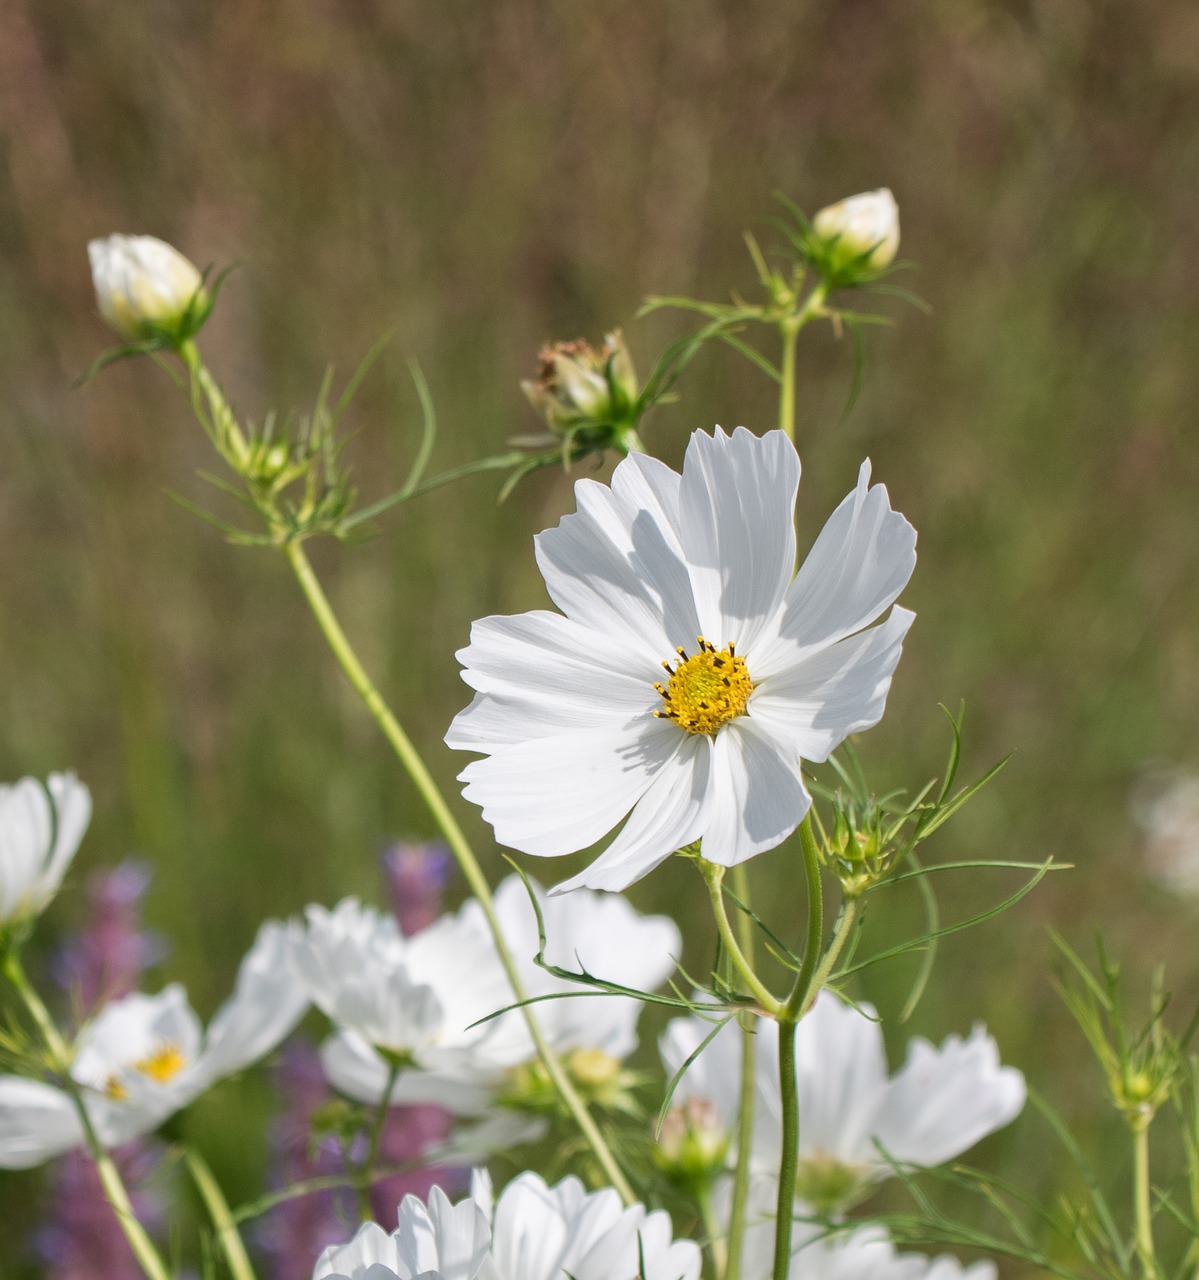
left=37, top=859, right=167, bottom=1280
left=53, top=859, right=166, bottom=1021
left=381, top=841, right=452, bottom=937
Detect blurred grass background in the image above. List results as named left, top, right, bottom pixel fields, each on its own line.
left=2, top=0, right=1199, bottom=1273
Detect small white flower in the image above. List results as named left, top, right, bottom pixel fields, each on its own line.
left=287, top=897, right=510, bottom=1060
left=662, top=991, right=1025, bottom=1212
left=87, top=234, right=205, bottom=340
left=0, top=773, right=91, bottom=927
left=448, top=428, right=915, bottom=893
left=314, top=1184, right=491, bottom=1280
left=316, top=1171, right=699, bottom=1280
left=320, top=876, right=679, bottom=1139
left=812, top=190, right=901, bottom=270
left=0, top=920, right=307, bottom=1168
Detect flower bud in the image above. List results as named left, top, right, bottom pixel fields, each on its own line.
left=520, top=329, right=639, bottom=434
left=654, top=1098, right=729, bottom=1189
left=811, top=189, right=900, bottom=272
left=87, top=234, right=207, bottom=342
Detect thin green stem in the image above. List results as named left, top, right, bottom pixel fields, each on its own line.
left=359, top=1060, right=402, bottom=1220
left=175, top=345, right=634, bottom=1205
left=697, top=1182, right=729, bottom=1280
left=185, top=1145, right=258, bottom=1280
left=771, top=815, right=824, bottom=1280
left=775, top=283, right=829, bottom=444
left=724, top=864, right=758, bottom=1280
left=1132, top=1119, right=1155, bottom=1280
left=281, top=539, right=634, bottom=1203
left=698, top=861, right=781, bottom=1016
left=1, top=951, right=172, bottom=1280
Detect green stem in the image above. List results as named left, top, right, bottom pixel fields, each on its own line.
left=359, top=1060, right=402, bottom=1220
left=771, top=815, right=824, bottom=1280
left=697, top=1182, right=729, bottom=1280
left=281, top=539, right=635, bottom=1204
left=698, top=861, right=781, bottom=1016
left=775, top=283, right=829, bottom=444
left=1133, top=1118, right=1155, bottom=1280
left=723, top=865, right=758, bottom=1280
left=185, top=1145, right=258, bottom=1280
left=1, top=951, right=172, bottom=1280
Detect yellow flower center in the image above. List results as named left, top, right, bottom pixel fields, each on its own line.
left=654, top=637, right=753, bottom=736
left=133, top=1042, right=186, bottom=1084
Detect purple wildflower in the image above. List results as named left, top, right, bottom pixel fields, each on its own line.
left=380, top=842, right=452, bottom=938
left=36, top=861, right=167, bottom=1279
left=258, top=1040, right=355, bottom=1278
left=53, top=859, right=166, bottom=1020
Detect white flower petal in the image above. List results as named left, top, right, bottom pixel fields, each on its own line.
left=458, top=722, right=676, bottom=859
left=0, top=1078, right=85, bottom=1169
left=678, top=428, right=799, bottom=651
left=749, top=607, right=915, bottom=762
left=447, top=612, right=655, bottom=749
left=394, top=1186, right=492, bottom=1280
left=754, top=460, right=916, bottom=678
left=191, top=919, right=308, bottom=1087
left=534, top=454, right=699, bottom=663
left=698, top=720, right=811, bottom=867
left=551, top=735, right=710, bottom=893
left=871, top=1025, right=1026, bottom=1168
left=314, top=1221, right=402, bottom=1280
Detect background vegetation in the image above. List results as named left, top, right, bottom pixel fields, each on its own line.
left=2, top=1, right=1198, bottom=1273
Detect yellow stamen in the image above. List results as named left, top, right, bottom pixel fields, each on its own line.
left=654, top=636, right=753, bottom=736
left=133, top=1042, right=186, bottom=1084
left=103, top=1075, right=128, bottom=1100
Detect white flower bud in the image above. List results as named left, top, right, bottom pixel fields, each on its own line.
left=812, top=188, right=900, bottom=270
left=87, top=234, right=205, bottom=341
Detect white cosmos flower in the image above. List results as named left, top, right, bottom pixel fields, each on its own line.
left=87, top=234, right=205, bottom=340
left=661, top=991, right=1025, bottom=1213
left=0, top=920, right=306, bottom=1168
left=320, top=876, right=679, bottom=1136
left=316, top=1171, right=699, bottom=1280
left=0, top=773, right=91, bottom=926
left=288, top=897, right=510, bottom=1060
left=447, top=427, right=916, bottom=893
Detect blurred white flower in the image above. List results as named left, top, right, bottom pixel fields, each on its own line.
left=0, top=773, right=91, bottom=927
left=735, top=1178, right=994, bottom=1280
left=287, top=897, right=510, bottom=1060
left=320, top=875, right=679, bottom=1140
left=1129, top=766, right=1199, bottom=895
left=661, top=990, right=1025, bottom=1213
left=0, top=921, right=306, bottom=1168
left=87, top=234, right=205, bottom=341
left=315, top=1170, right=699, bottom=1280
left=812, top=190, right=901, bottom=270
left=448, top=427, right=915, bottom=893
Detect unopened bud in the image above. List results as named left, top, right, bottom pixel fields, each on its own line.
left=654, top=1098, right=729, bottom=1187
left=812, top=189, right=900, bottom=272
left=520, top=330, right=639, bottom=434
left=87, top=234, right=207, bottom=342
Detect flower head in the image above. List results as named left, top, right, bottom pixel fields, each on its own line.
left=0, top=773, right=91, bottom=929
left=314, top=1171, right=699, bottom=1280
left=87, top=234, right=207, bottom=342
left=448, top=427, right=916, bottom=893
left=520, top=331, right=639, bottom=436
left=0, top=920, right=307, bottom=1168
left=811, top=189, right=901, bottom=274
left=661, top=991, right=1025, bottom=1214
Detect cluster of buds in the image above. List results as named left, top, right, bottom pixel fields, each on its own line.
left=88, top=235, right=211, bottom=346
left=824, top=794, right=893, bottom=897
left=518, top=329, right=641, bottom=454
left=805, top=188, right=901, bottom=288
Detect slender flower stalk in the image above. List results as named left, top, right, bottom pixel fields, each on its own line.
left=724, top=864, right=759, bottom=1280
left=776, top=284, right=827, bottom=444
left=184, top=1146, right=258, bottom=1280
left=175, top=344, right=634, bottom=1204
left=0, top=950, right=172, bottom=1280
left=699, top=862, right=780, bottom=1017
left=1132, top=1118, right=1155, bottom=1279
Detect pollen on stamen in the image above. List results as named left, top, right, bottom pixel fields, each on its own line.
left=653, top=636, right=753, bottom=736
